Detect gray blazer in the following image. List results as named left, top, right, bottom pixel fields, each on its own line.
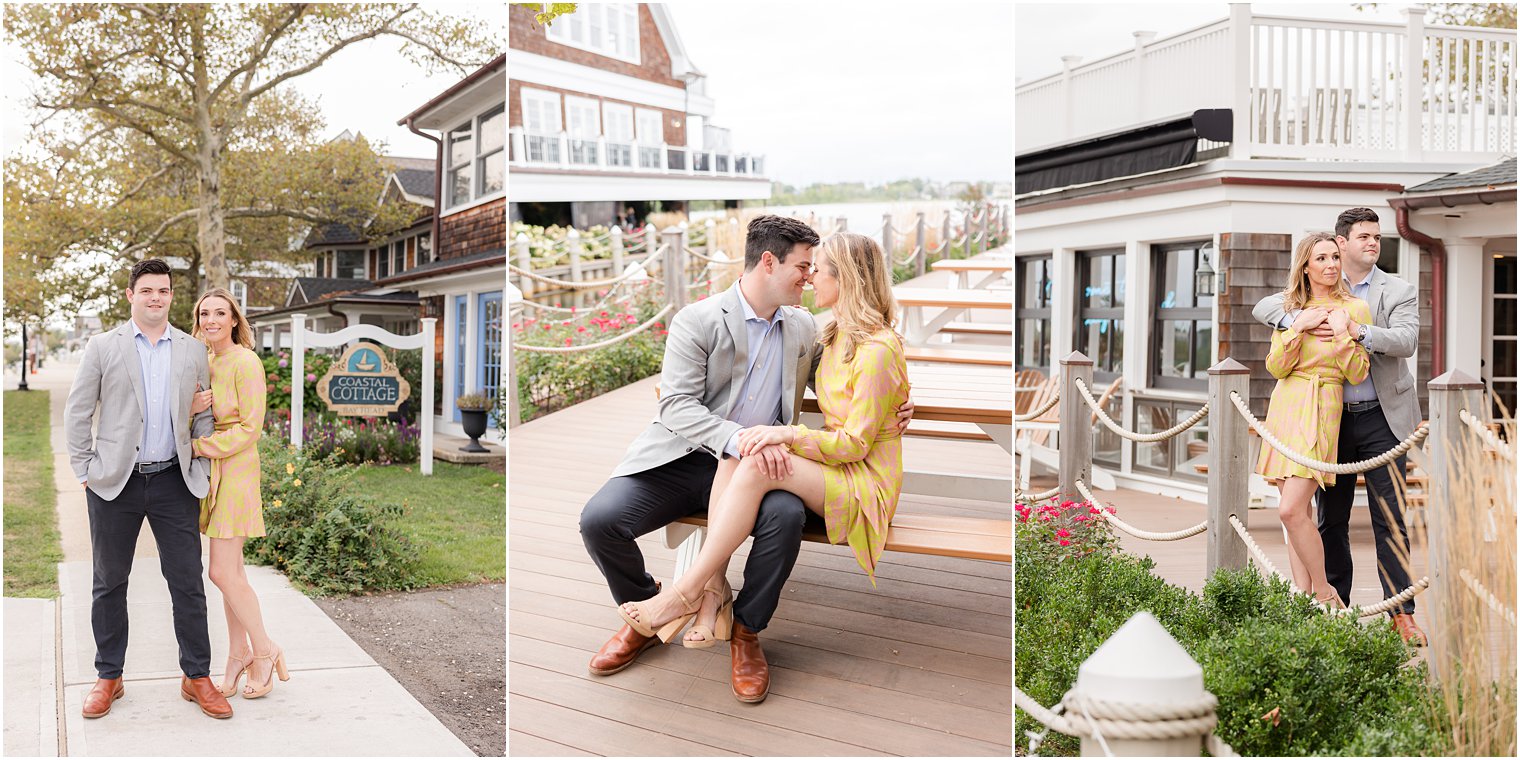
left=611, top=284, right=819, bottom=478
left=1252, top=267, right=1421, bottom=440
left=65, top=321, right=214, bottom=501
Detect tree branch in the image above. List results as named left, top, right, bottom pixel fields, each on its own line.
left=121, top=204, right=333, bottom=258
left=109, top=165, right=177, bottom=209
left=239, top=4, right=414, bottom=106
left=211, top=3, right=308, bottom=103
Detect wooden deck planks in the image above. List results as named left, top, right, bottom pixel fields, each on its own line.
left=510, top=371, right=1012, bottom=756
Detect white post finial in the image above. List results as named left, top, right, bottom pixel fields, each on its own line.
left=1076, top=612, right=1207, bottom=756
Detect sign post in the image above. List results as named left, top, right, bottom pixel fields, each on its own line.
left=289, top=314, right=436, bottom=475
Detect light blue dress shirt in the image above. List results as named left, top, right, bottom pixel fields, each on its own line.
left=1275, top=268, right=1378, bottom=402
left=132, top=321, right=177, bottom=463
left=723, top=283, right=787, bottom=458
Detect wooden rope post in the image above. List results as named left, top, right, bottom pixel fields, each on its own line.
left=975, top=204, right=987, bottom=255
left=915, top=211, right=928, bottom=278
left=610, top=225, right=625, bottom=275
left=835, top=215, right=848, bottom=233
left=567, top=227, right=584, bottom=309
left=940, top=212, right=952, bottom=260
left=1059, top=351, right=1093, bottom=501
left=1426, top=369, right=1486, bottom=678
left=661, top=226, right=689, bottom=312
left=881, top=212, right=894, bottom=277
left=514, top=232, right=533, bottom=299
left=1206, top=358, right=1250, bottom=576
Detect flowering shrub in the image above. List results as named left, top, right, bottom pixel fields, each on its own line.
left=513, top=282, right=682, bottom=422
left=243, top=438, right=417, bottom=595
left=1014, top=496, right=1117, bottom=560
left=511, top=222, right=622, bottom=265
left=264, top=410, right=421, bottom=465
left=261, top=346, right=424, bottom=421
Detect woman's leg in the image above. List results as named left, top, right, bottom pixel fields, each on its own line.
left=622, top=453, right=826, bottom=629
left=1277, top=482, right=1310, bottom=591
left=1278, top=477, right=1333, bottom=600
left=683, top=459, right=746, bottom=644
left=207, top=537, right=275, bottom=691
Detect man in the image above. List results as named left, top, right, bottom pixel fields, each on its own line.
left=65, top=258, right=233, bottom=718
left=580, top=215, right=909, bottom=703
left=1253, top=207, right=1427, bottom=645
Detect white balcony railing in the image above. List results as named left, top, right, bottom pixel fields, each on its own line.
left=509, top=127, right=767, bottom=178
left=1015, top=6, right=1516, bottom=162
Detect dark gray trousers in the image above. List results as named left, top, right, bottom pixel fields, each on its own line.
left=1316, top=404, right=1415, bottom=615
left=580, top=452, right=814, bottom=633
left=87, top=469, right=211, bottom=679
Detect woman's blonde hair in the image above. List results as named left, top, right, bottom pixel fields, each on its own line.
left=192, top=288, right=255, bottom=351
left=817, top=233, right=897, bottom=362
left=1283, top=231, right=1353, bottom=312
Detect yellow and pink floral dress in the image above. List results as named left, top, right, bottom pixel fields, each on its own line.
left=1255, top=295, right=1372, bottom=488
left=193, top=345, right=266, bottom=538
left=788, top=329, right=909, bottom=582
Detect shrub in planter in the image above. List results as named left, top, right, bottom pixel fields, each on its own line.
left=244, top=438, right=417, bottom=595
left=1014, top=497, right=1448, bottom=757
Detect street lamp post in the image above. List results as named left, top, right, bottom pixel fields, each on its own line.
left=18, top=322, right=30, bottom=391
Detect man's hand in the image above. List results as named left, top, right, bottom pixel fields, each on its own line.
left=81, top=481, right=88, bottom=490
left=895, top=396, right=915, bottom=435
left=1291, top=307, right=1329, bottom=333
left=749, top=443, right=793, bottom=480
left=1326, top=308, right=1351, bottom=337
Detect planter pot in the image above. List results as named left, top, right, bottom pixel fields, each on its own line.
left=459, top=409, right=490, bottom=453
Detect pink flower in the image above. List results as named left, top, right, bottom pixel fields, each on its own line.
left=1056, top=529, right=1070, bottom=538
left=306, top=373, right=316, bottom=383
left=278, top=359, right=288, bottom=368
left=601, top=311, right=609, bottom=317
left=564, top=338, right=572, bottom=346
left=1058, top=539, right=1071, bottom=547
left=577, top=326, right=587, bottom=333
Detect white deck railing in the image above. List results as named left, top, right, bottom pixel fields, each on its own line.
left=1015, top=6, right=1516, bottom=162
left=509, top=126, right=766, bottom=178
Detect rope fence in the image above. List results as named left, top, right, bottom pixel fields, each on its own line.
left=512, top=304, right=675, bottom=354
left=1458, top=408, right=1516, bottom=462
left=1016, top=687, right=1238, bottom=757
left=684, top=246, right=735, bottom=265
left=509, top=245, right=668, bottom=290
left=1458, top=568, right=1518, bottom=627
left=1015, top=392, right=1060, bottom=422
left=1229, top=391, right=1429, bottom=475
left=1076, top=378, right=1209, bottom=443
left=1076, top=480, right=1209, bottom=541
left=516, top=278, right=642, bottom=319
left=1019, top=485, right=1061, bottom=502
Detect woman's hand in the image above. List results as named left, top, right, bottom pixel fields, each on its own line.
left=738, top=425, right=793, bottom=457
left=1290, top=307, right=1329, bottom=333
left=1326, top=307, right=1351, bottom=336
left=190, top=384, right=214, bottom=415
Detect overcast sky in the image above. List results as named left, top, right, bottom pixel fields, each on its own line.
left=3, top=4, right=503, bottom=162
left=666, top=2, right=1013, bottom=187
left=1016, top=3, right=1411, bottom=83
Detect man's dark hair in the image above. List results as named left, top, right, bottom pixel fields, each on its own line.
left=128, top=258, right=173, bottom=290
left=1335, top=207, right=1380, bottom=239
left=744, top=215, right=820, bottom=270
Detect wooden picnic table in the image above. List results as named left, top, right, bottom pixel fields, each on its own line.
left=893, top=287, right=1012, bottom=346
left=931, top=258, right=1012, bottom=289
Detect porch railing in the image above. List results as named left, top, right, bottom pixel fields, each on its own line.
left=509, top=126, right=766, bottom=178
left=1015, top=6, right=1517, bottom=161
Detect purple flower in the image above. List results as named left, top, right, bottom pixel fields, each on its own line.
left=306, top=373, right=317, bottom=383
left=278, top=359, right=288, bottom=368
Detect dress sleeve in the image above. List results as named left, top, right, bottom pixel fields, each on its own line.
left=1264, top=327, right=1305, bottom=380
left=193, top=352, right=266, bottom=459
left=789, top=338, right=905, bottom=465
left=1335, top=301, right=1372, bottom=385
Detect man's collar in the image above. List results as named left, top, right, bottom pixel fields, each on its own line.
left=1343, top=266, right=1378, bottom=288
left=130, top=319, right=171, bottom=343
left=735, top=278, right=784, bottom=325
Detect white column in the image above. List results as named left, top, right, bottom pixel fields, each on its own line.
left=1132, top=31, right=1156, bottom=126
left=1444, top=239, right=1486, bottom=377
left=1050, top=247, right=1076, bottom=361
left=420, top=317, right=436, bottom=475
left=1227, top=3, right=1253, bottom=157
left=1122, top=239, right=1148, bottom=473
left=1401, top=7, right=1427, bottom=161
left=290, top=314, right=306, bottom=449
left=1060, top=56, right=1082, bottom=140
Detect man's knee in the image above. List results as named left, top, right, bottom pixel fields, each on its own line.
left=754, top=490, right=807, bottom=539
left=579, top=485, right=631, bottom=546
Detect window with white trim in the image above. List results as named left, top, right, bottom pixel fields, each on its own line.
left=565, top=96, right=600, bottom=165
left=635, top=108, right=663, bottom=169
left=521, top=88, right=563, bottom=164
left=417, top=232, right=432, bottom=266
left=445, top=103, right=505, bottom=208
left=603, top=102, right=634, bottom=168
left=546, top=3, right=640, bottom=64
left=230, top=280, right=248, bottom=312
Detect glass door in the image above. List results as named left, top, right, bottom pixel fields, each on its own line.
left=477, top=291, right=503, bottom=425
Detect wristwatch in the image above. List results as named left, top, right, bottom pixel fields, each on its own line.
left=1357, top=324, right=1370, bottom=343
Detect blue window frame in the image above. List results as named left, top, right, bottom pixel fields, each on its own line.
left=453, top=295, right=468, bottom=422
left=477, top=291, right=503, bottom=424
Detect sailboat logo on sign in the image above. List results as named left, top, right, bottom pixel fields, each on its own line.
left=317, top=343, right=412, bottom=417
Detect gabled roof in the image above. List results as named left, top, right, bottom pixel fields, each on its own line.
left=288, top=277, right=373, bottom=306
left=374, top=248, right=505, bottom=287
left=391, top=168, right=436, bottom=204
left=1406, top=159, right=1517, bottom=193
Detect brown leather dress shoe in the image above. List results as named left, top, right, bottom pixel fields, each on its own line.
left=730, top=622, right=770, bottom=703
left=180, top=676, right=233, bottom=719
left=82, top=678, right=124, bottom=718
left=588, top=624, right=660, bottom=676
left=1392, top=613, right=1428, bottom=647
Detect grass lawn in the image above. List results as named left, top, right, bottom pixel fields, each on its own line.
left=4, top=390, right=63, bottom=597
left=350, top=461, right=504, bottom=587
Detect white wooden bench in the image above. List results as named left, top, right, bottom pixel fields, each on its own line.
left=903, top=345, right=1013, bottom=367
left=893, top=287, right=1012, bottom=346
left=930, top=259, right=1012, bottom=289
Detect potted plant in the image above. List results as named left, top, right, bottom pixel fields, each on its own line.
left=456, top=391, right=493, bottom=453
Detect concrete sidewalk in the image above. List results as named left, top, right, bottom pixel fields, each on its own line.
left=6, top=359, right=476, bottom=756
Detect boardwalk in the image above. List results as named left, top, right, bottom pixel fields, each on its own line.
left=508, top=300, right=1013, bottom=755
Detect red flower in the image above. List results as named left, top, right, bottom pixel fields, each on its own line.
left=563, top=338, right=572, bottom=346
left=1056, top=528, right=1071, bottom=538
left=658, top=329, right=668, bottom=336
left=577, top=326, right=587, bottom=333
left=601, top=311, right=609, bottom=317
left=542, top=324, right=552, bottom=331
left=1058, top=539, right=1071, bottom=547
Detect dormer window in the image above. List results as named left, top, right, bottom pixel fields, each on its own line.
left=546, top=3, right=639, bottom=64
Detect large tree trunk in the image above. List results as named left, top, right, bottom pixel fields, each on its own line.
left=190, top=6, right=229, bottom=291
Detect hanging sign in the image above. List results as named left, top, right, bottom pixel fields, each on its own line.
left=316, top=343, right=411, bottom=417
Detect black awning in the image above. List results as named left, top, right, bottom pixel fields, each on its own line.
left=1016, top=110, right=1233, bottom=195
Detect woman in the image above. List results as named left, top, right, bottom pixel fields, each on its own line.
left=617, top=232, right=909, bottom=643
left=188, top=288, right=289, bottom=697
left=1255, top=232, right=1371, bottom=607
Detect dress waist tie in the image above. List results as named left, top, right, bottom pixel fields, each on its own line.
left=1288, top=370, right=1334, bottom=487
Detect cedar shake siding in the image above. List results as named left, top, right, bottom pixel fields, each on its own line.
left=508, top=80, right=686, bottom=148
left=1219, top=232, right=1292, bottom=417
left=509, top=4, right=683, bottom=88
left=440, top=198, right=507, bottom=261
